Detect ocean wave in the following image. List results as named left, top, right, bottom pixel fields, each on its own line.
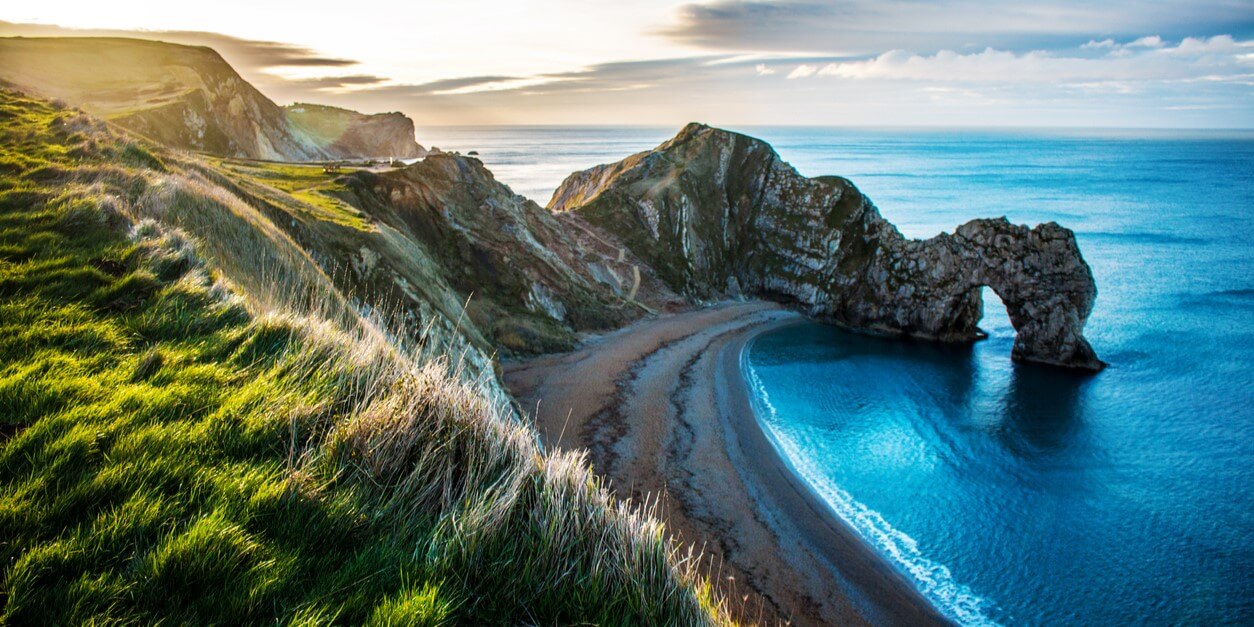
left=743, top=358, right=1001, bottom=627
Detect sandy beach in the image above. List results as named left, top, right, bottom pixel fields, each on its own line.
left=504, top=302, right=950, bottom=626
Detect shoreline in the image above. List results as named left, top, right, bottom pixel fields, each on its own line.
left=504, top=302, right=951, bottom=626
left=717, top=317, right=956, bottom=626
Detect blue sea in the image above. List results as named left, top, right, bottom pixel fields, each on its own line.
left=419, top=125, right=1254, bottom=625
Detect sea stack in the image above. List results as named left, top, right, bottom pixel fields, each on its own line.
left=550, top=123, right=1104, bottom=371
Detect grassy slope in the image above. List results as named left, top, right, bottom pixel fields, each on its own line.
left=0, top=90, right=727, bottom=625
left=0, top=38, right=326, bottom=162
left=0, top=38, right=215, bottom=118
left=214, top=160, right=373, bottom=232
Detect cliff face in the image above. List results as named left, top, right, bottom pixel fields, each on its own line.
left=200, top=152, right=662, bottom=357
left=551, top=123, right=1104, bottom=370
left=285, top=103, right=426, bottom=159
left=0, top=37, right=421, bottom=162
left=324, top=154, right=656, bottom=353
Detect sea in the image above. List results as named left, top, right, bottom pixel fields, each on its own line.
left=418, top=125, right=1254, bottom=626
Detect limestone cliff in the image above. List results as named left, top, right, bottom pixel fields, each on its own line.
left=0, top=37, right=421, bottom=162
left=285, top=103, right=425, bottom=159
left=550, top=123, right=1104, bottom=371
left=329, top=154, right=674, bottom=353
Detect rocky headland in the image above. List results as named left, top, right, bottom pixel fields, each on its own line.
left=285, top=102, right=426, bottom=159
left=551, top=123, right=1104, bottom=370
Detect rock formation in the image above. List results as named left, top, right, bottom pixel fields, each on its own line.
left=285, top=103, right=426, bottom=159
left=550, top=123, right=1104, bottom=370
left=0, top=37, right=421, bottom=162
left=317, top=154, right=672, bottom=354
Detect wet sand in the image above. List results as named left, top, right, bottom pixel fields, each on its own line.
left=504, top=302, right=950, bottom=626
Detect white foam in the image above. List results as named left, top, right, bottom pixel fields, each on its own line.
left=744, top=357, right=1001, bottom=627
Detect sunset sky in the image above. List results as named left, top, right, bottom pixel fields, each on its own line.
left=2, top=1, right=1251, bottom=127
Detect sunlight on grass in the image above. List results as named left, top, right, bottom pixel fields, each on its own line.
left=218, top=160, right=374, bottom=231
left=0, top=88, right=732, bottom=625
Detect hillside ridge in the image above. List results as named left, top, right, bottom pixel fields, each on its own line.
left=0, top=37, right=423, bottom=161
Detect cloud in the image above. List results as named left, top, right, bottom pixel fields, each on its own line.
left=2, top=14, right=1249, bottom=128
left=396, top=75, right=521, bottom=94
left=185, top=33, right=1252, bottom=127
left=286, top=74, right=389, bottom=91
left=0, top=20, right=357, bottom=68
left=1084, top=35, right=1167, bottom=51
left=661, top=1, right=1254, bottom=53
left=805, top=36, right=1253, bottom=85
left=1129, top=35, right=1166, bottom=49
left=787, top=64, right=817, bottom=78
left=1082, top=39, right=1117, bottom=49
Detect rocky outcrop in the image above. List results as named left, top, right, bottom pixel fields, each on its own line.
left=0, top=37, right=422, bottom=162
left=550, top=123, right=1104, bottom=370
left=316, top=154, right=674, bottom=354
left=285, top=103, right=425, bottom=159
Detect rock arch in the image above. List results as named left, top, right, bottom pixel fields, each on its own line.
left=842, top=218, right=1106, bottom=371
left=956, top=219, right=1104, bottom=370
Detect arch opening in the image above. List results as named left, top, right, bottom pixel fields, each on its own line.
left=978, top=285, right=1015, bottom=343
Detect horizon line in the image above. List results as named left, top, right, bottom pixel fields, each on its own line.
left=415, top=123, right=1254, bottom=133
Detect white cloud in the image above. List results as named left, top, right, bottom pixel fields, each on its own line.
left=755, top=63, right=776, bottom=75
left=1129, top=35, right=1165, bottom=48
left=1082, top=39, right=1116, bottom=49
left=430, top=76, right=566, bottom=95
left=808, top=36, right=1253, bottom=86
left=1170, top=34, right=1249, bottom=55
left=787, top=64, right=817, bottom=78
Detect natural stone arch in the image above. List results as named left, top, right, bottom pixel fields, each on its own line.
left=951, top=219, right=1104, bottom=370
left=841, top=218, right=1105, bottom=371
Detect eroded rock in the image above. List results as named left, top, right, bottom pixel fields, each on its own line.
left=550, top=123, right=1104, bottom=371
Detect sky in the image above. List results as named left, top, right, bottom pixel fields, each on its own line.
left=2, top=1, right=1252, bottom=128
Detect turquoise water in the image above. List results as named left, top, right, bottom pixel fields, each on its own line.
left=419, top=126, right=1254, bottom=625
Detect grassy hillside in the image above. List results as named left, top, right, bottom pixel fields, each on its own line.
left=0, top=37, right=216, bottom=118
left=0, top=89, right=729, bottom=624
left=0, top=37, right=421, bottom=162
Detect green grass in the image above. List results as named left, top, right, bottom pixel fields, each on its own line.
left=217, top=160, right=374, bottom=232
left=0, top=88, right=729, bottom=625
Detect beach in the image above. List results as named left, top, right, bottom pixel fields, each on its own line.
left=504, top=301, right=950, bottom=626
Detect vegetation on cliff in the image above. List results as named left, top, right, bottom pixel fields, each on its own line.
left=0, top=89, right=729, bottom=624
